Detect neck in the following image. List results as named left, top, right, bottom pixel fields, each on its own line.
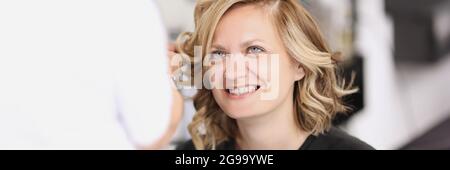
left=235, top=91, right=309, bottom=150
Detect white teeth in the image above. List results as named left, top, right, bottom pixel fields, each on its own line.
left=228, top=85, right=257, bottom=96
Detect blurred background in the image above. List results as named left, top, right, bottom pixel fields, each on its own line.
left=156, top=0, right=450, bottom=150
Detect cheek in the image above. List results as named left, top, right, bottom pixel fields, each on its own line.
left=211, top=89, right=224, bottom=103
left=279, top=55, right=300, bottom=90
left=204, top=64, right=226, bottom=89
left=257, top=54, right=297, bottom=93
left=279, top=64, right=298, bottom=87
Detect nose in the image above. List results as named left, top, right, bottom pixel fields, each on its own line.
left=224, top=53, right=248, bottom=81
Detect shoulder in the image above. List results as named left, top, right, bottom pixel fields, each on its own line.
left=301, top=127, right=375, bottom=150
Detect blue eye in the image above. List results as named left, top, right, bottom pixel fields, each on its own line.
left=211, top=50, right=226, bottom=59
left=248, top=46, right=265, bottom=54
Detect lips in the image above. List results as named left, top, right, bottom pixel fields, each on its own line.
left=225, top=85, right=261, bottom=96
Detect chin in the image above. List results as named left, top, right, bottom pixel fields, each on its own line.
left=222, top=106, right=265, bottom=119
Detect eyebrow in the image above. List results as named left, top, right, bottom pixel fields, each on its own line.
left=211, top=44, right=226, bottom=51
left=211, top=39, right=266, bottom=51
left=241, top=39, right=266, bottom=48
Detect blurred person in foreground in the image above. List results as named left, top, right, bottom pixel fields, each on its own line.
left=0, top=0, right=180, bottom=149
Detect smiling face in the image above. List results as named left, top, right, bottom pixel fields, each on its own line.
left=209, top=4, right=305, bottom=119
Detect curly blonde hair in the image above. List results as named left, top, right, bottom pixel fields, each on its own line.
left=176, top=0, right=357, bottom=150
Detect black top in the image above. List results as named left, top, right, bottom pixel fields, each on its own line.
left=176, top=127, right=375, bottom=150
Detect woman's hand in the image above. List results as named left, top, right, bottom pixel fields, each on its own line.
left=168, top=43, right=179, bottom=75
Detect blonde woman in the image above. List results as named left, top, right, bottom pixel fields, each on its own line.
left=174, top=0, right=374, bottom=150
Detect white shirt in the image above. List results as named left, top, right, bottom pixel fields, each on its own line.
left=0, top=0, right=171, bottom=149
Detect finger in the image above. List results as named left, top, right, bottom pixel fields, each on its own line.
left=168, top=42, right=176, bottom=52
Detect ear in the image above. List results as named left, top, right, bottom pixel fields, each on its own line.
left=294, top=64, right=305, bottom=81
